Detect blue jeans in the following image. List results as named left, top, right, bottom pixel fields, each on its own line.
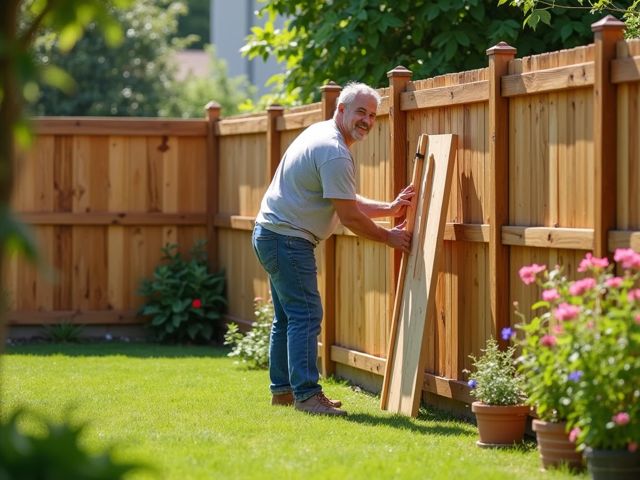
left=251, top=224, right=323, bottom=402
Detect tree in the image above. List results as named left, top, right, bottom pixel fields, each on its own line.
left=174, top=0, right=210, bottom=49
left=242, top=0, right=602, bottom=103
left=33, top=0, right=190, bottom=117
left=498, top=1, right=639, bottom=37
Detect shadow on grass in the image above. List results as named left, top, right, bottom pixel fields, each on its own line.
left=3, top=342, right=230, bottom=359
left=344, top=410, right=473, bottom=437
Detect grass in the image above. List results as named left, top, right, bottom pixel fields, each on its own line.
left=0, top=343, right=588, bottom=480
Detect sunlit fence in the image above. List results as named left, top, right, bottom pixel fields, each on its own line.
left=5, top=18, right=640, bottom=405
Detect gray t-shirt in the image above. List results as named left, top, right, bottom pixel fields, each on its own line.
left=255, top=119, right=356, bottom=244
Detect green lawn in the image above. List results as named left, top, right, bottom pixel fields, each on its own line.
left=0, top=343, right=587, bottom=480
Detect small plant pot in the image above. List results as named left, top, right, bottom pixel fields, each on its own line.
left=532, top=419, right=584, bottom=471
left=584, top=447, right=640, bottom=480
left=471, top=401, right=530, bottom=448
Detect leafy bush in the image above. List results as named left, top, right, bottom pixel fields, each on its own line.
left=224, top=297, right=272, bottom=369
left=0, top=408, right=143, bottom=479
left=42, top=322, right=85, bottom=343
left=139, top=241, right=226, bottom=343
left=465, top=337, right=525, bottom=406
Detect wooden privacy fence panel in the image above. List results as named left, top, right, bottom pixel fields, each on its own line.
left=6, top=17, right=640, bottom=409
left=5, top=121, right=209, bottom=324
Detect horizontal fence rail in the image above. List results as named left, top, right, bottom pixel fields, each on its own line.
left=5, top=19, right=640, bottom=408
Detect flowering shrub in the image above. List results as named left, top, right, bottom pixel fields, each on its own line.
left=515, top=249, right=640, bottom=452
left=139, top=242, right=226, bottom=343
left=224, top=297, right=273, bottom=369
left=465, top=337, right=526, bottom=406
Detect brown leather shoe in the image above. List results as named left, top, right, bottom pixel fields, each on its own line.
left=271, top=392, right=294, bottom=406
left=271, top=392, right=342, bottom=408
left=294, top=392, right=347, bottom=416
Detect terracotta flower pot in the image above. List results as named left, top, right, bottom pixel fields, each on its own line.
left=584, top=447, right=640, bottom=480
left=471, top=401, right=530, bottom=447
left=532, top=419, right=584, bottom=470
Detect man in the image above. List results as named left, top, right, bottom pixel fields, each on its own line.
left=252, top=82, right=414, bottom=416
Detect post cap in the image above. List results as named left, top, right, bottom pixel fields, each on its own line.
left=320, top=81, right=342, bottom=93
left=267, top=103, right=285, bottom=112
left=591, top=14, right=625, bottom=32
left=387, top=65, right=412, bottom=78
left=486, top=41, right=517, bottom=56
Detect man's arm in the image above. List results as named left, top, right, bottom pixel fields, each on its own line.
left=356, top=184, right=415, bottom=218
left=332, top=198, right=411, bottom=253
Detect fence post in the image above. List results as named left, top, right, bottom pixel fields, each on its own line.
left=205, top=101, right=221, bottom=272
left=266, top=104, right=285, bottom=178
left=486, top=42, right=516, bottom=346
left=320, top=81, right=342, bottom=378
left=387, top=66, right=412, bottom=287
left=592, top=16, right=625, bottom=258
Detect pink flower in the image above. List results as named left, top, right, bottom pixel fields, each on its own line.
left=519, top=263, right=546, bottom=285
left=554, top=303, right=580, bottom=321
left=191, top=298, right=202, bottom=309
left=552, top=325, right=564, bottom=335
left=612, top=412, right=630, bottom=426
left=569, top=278, right=597, bottom=296
left=628, top=289, right=640, bottom=303
left=569, top=427, right=581, bottom=443
left=614, top=248, right=640, bottom=270
left=542, top=288, right=560, bottom=302
left=635, top=314, right=640, bottom=325
left=629, top=442, right=638, bottom=453
left=606, top=277, right=623, bottom=288
left=578, top=253, right=609, bottom=272
left=253, top=296, right=264, bottom=303
left=540, top=334, right=557, bottom=347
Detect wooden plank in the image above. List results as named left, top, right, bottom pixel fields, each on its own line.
left=502, top=62, right=594, bottom=97
left=381, top=134, right=457, bottom=417
left=502, top=226, right=594, bottom=250
left=612, top=56, right=640, bottom=84
left=401, top=80, right=489, bottom=110
left=423, top=372, right=475, bottom=404
left=276, top=109, right=321, bottom=132
left=608, top=230, right=640, bottom=251
left=443, top=223, right=489, bottom=242
left=19, top=212, right=206, bottom=225
left=206, top=103, right=221, bottom=271
left=216, top=116, right=268, bottom=135
left=7, top=309, right=140, bottom=325
left=34, top=118, right=207, bottom=136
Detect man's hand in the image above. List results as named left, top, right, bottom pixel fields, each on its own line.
left=388, top=184, right=415, bottom=218
left=386, top=219, right=412, bottom=253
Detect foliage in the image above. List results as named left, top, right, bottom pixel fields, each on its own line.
left=243, top=0, right=600, bottom=104
left=174, top=0, right=209, bottom=49
left=160, top=45, right=256, bottom=117
left=138, top=241, right=226, bottom=343
left=43, top=322, right=85, bottom=343
left=31, top=0, right=190, bottom=117
left=224, top=297, right=273, bottom=369
left=514, top=250, right=640, bottom=451
left=465, top=337, right=526, bottom=406
left=0, top=408, right=143, bottom=479
left=499, top=0, right=640, bottom=38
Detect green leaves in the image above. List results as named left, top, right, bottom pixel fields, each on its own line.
left=224, top=298, right=274, bottom=369
left=138, top=242, right=227, bottom=343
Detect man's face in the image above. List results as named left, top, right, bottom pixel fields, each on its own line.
left=339, top=93, right=378, bottom=144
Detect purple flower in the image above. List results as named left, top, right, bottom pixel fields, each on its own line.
left=501, top=327, right=514, bottom=341
left=568, top=370, right=583, bottom=382
left=468, top=379, right=477, bottom=389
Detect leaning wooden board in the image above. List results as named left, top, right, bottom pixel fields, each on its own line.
left=380, top=133, right=458, bottom=417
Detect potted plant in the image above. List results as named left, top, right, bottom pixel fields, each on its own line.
left=515, top=250, right=640, bottom=479
left=465, top=337, right=529, bottom=447
left=513, top=263, right=585, bottom=470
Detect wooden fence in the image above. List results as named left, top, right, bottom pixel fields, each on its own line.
left=5, top=17, right=640, bottom=406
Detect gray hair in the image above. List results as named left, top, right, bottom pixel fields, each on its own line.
left=334, top=82, right=381, bottom=116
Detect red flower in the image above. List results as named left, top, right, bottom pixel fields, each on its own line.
left=192, top=299, right=202, bottom=309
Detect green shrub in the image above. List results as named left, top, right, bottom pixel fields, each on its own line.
left=42, top=322, right=84, bottom=343
left=138, top=241, right=226, bottom=343
left=224, top=297, right=272, bottom=369
left=0, top=408, right=144, bottom=479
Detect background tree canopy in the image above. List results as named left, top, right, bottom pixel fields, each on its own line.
left=243, top=0, right=606, bottom=103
